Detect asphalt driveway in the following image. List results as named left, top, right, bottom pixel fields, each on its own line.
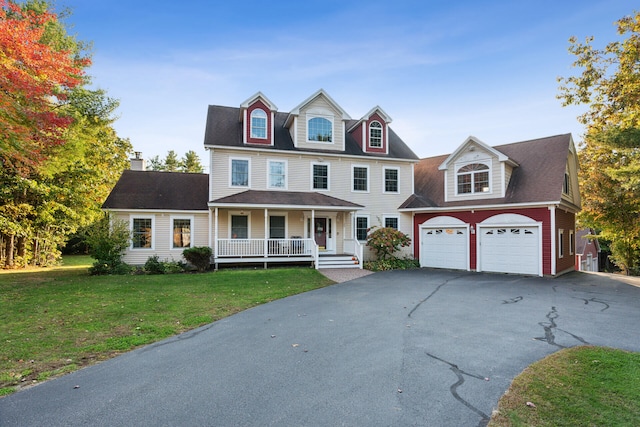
left=1, top=270, right=639, bottom=426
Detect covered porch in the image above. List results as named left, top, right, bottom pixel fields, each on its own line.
left=208, top=190, right=365, bottom=269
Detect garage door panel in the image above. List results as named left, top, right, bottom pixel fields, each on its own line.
left=479, top=227, right=539, bottom=275
left=421, top=228, right=467, bottom=270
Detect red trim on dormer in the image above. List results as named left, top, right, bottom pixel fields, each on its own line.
left=348, top=122, right=364, bottom=150
left=245, top=100, right=272, bottom=145
left=365, top=112, right=387, bottom=154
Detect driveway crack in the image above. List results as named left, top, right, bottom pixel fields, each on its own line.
left=408, top=275, right=464, bottom=318
left=573, top=296, right=610, bottom=311
left=534, top=306, right=589, bottom=348
left=425, top=352, right=490, bottom=427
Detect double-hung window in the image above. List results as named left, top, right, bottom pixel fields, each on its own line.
left=230, top=158, right=250, bottom=187
left=268, top=160, right=286, bottom=189
left=231, top=215, right=248, bottom=239
left=269, top=216, right=286, bottom=239
left=250, top=109, right=267, bottom=139
left=384, top=216, right=399, bottom=230
left=132, top=217, right=153, bottom=249
left=369, top=121, right=382, bottom=147
left=384, top=167, right=399, bottom=193
left=457, top=163, right=490, bottom=194
left=312, top=163, right=329, bottom=190
left=172, top=218, right=192, bottom=248
left=353, top=166, right=369, bottom=192
left=355, top=216, right=369, bottom=241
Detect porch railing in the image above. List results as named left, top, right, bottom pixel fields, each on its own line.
left=216, top=238, right=315, bottom=258
left=344, top=238, right=364, bottom=269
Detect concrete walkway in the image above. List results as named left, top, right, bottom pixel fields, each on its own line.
left=1, top=270, right=639, bottom=426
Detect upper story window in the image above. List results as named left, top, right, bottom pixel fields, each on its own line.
left=250, top=109, right=267, bottom=139
left=369, top=121, right=382, bottom=147
left=563, top=172, right=570, bottom=194
left=268, top=160, right=286, bottom=189
left=308, top=117, right=332, bottom=142
left=230, top=158, right=250, bottom=187
left=384, top=167, right=399, bottom=193
left=312, top=163, right=329, bottom=190
left=353, top=165, right=369, bottom=192
left=457, top=163, right=490, bottom=194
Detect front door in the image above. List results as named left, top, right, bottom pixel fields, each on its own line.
left=315, top=218, right=327, bottom=249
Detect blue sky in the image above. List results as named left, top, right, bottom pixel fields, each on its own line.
left=59, top=0, right=633, bottom=167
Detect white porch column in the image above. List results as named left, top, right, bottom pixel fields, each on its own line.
left=214, top=208, right=219, bottom=253
left=311, top=209, right=315, bottom=242
left=264, top=208, right=268, bottom=256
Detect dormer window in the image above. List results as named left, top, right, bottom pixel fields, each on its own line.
left=308, top=117, right=332, bottom=142
left=457, top=163, right=490, bottom=194
left=250, top=109, right=267, bottom=139
left=369, top=121, right=382, bottom=147
left=563, top=172, right=570, bottom=194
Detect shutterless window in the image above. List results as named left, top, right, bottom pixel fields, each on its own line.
left=231, top=215, right=248, bottom=239
left=356, top=216, right=368, bottom=241
left=353, top=166, right=368, bottom=191
left=369, top=121, right=382, bottom=147
left=558, top=230, right=565, bottom=258
left=384, top=168, right=399, bottom=192
left=384, top=217, right=399, bottom=230
left=269, top=161, right=286, bottom=188
left=457, top=163, right=489, bottom=194
left=231, top=159, right=249, bottom=187
left=313, top=164, right=328, bottom=190
left=172, top=219, right=191, bottom=248
left=250, top=109, right=267, bottom=139
left=269, top=216, right=285, bottom=239
left=132, top=218, right=152, bottom=248
left=308, top=117, right=332, bottom=142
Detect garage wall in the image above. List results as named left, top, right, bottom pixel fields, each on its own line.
left=413, top=207, right=553, bottom=275
left=555, top=209, right=576, bottom=274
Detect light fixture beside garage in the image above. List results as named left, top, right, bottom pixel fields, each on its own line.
left=470, top=225, right=475, bottom=234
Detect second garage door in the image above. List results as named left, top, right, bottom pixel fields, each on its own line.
left=478, top=227, right=540, bottom=275
left=420, top=227, right=468, bottom=270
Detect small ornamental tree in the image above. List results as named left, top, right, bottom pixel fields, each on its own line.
left=85, top=214, right=130, bottom=275
left=366, top=226, right=411, bottom=260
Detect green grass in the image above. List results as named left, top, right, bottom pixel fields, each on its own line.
left=489, top=346, right=640, bottom=426
left=0, top=256, right=334, bottom=395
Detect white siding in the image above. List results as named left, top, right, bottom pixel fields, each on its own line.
left=114, top=211, right=209, bottom=265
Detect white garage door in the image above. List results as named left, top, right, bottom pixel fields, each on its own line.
left=420, top=227, right=468, bottom=270
left=479, top=227, right=539, bottom=275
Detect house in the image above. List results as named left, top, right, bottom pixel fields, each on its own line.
left=575, top=228, right=600, bottom=272
left=103, top=89, right=581, bottom=276
left=103, top=89, right=420, bottom=269
left=399, top=134, right=581, bottom=276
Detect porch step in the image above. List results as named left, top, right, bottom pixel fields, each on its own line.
left=317, top=254, right=361, bottom=269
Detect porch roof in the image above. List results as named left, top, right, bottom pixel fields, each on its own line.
left=209, top=190, right=363, bottom=211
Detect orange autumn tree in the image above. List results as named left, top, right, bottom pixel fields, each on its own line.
left=0, top=0, right=89, bottom=175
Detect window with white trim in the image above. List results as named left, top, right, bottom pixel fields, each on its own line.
left=563, top=172, right=570, bottom=195
left=231, top=215, right=249, bottom=239
left=250, top=109, right=267, bottom=139
left=457, top=163, right=490, bottom=194
left=569, top=230, right=575, bottom=255
left=308, top=116, right=332, bottom=142
left=355, top=216, right=369, bottom=241
left=131, top=217, right=153, bottom=249
left=384, top=216, right=399, bottom=230
left=171, top=217, right=192, bottom=248
left=558, top=229, right=565, bottom=258
left=352, top=165, right=369, bottom=192
left=268, top=160, right=287, bottom=189
left=369, top=121, right=382, bottom=147
left=230, top=158, right=250, bottom=187
left=384, top=167, right=399, bottom=193
left=312, top=163, right=329, bottom=190
left=269, top=215, right=286, bottom=239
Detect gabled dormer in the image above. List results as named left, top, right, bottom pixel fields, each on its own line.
left=561, top=135, right=581, bottom=208
left=240, top=92, right=278, bottom=146
left=284, top=89, right=351, bottom=152
left=439, top=136, right=519, bottom=202
left=347, top=106, right=392, bottom=155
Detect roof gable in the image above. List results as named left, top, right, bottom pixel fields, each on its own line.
left=240, top=91, right=278, bottom=111
left=285, top=89, right=351, bottom=127
left=439, top=136, right=517, bottom=170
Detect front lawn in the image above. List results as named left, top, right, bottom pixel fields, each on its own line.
left=0, top=257, right=334, bottom=396
left=489, top=346, right=640, bottom=426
